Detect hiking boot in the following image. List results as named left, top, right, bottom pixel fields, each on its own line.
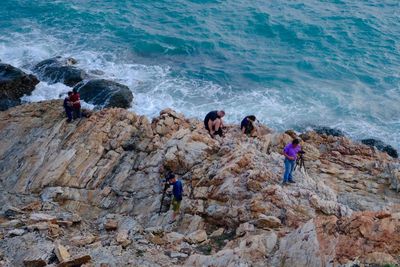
left=281, top=181, right=288, bottom=186
left=289, top=180, right=296, bottom=184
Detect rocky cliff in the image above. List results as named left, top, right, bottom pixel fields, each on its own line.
left=0, top=100, right=399, bottom=267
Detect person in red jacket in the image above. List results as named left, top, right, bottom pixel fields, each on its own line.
left=70, top=88, right=81, bottom=120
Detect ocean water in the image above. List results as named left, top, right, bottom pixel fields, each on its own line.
left=0, top=0, right=399, bottom=149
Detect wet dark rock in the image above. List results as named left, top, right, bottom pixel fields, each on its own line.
left=0, top=63, right=39, bottom=111
left=122, top=140, right=136, bottom=151
left=0, top=99, right=21, bottom=111
left=314, top=126, right=345, bottom=137
left=73, top=79, right=133, bottom=109
left=361, top=139, right=398, bottom=158
left=33, top=57, right=86, bottom=86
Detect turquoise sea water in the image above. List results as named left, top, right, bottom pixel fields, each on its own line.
left=0, top=0, right=399, bottom=149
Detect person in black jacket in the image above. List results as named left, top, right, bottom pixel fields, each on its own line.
left=240, top=115, right=258, bottom=137
left=63, top=91, right=73, bottom=122
left=204, top=110, right=225, bottom=138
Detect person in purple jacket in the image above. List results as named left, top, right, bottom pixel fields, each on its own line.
left=282, top=139, right=301, bottom=185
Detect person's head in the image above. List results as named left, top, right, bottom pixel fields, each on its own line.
left=217, top=110, right=225, bottom=118
left=292, top=138, right=300, bottom=147
left=247, top=115, right=256, bottom=122
left=166, top=173, right=176, bottom=183
left=67, top=91, right=73, bottom=96
left=72, top=88, right=78, bottom=94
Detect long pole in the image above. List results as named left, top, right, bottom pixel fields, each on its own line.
left=158, top=183, right=169, bottom=215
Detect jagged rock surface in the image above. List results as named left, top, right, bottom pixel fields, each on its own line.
left=73, top=79, right=133, bottom=109
left=0, top=63, right=39, bottom=111
left=0, top=100, right=399, bottom=266
left=33, top=57, right=86, bottom=87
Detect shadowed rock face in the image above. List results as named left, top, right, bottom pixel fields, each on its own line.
left=73, top=79, right=133, bottom=109
left=0, top=63, right=39, bottom=110
left=33, top=57, right=86, bottom=87
left=0, top=100, right=399, bottom=266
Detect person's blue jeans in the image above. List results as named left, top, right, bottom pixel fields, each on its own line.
left=283, top=158, right=295, bottom=183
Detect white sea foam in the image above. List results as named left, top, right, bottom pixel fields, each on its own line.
left=1, top=30, right=398, bottom=151
left=22, top=82, right=71, bottom=102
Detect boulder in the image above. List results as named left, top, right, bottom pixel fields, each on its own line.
left=236, top=222, right=255, bottom=236
left=58, top=255, right=91, bottom=267
left=70, top=234, right=96, bottom=246
left=116, top=230, right=131, bottom=247
left=254, top=215, right=281, bottom=229
left=361, top=138, right=398, bottom=158
left=185, top=230, right=207, bottom=244
left=54, top=243, right=70, bottom=263
left=104, top=219, right=118, bottom=231
left=0, top=63, right=39, bottom=110
left=32, top=57, right=86, bottom=86
left=23, top=259, right=47, bottom=267
left=73, top=79, right=133, bottom=108
left=165, top=232, right=185, bottom=244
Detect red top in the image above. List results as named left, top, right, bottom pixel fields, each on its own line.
left=69, top=93, right=81, bottom=109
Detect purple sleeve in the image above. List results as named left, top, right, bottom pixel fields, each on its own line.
left=283, top=144, right=289, bottom=154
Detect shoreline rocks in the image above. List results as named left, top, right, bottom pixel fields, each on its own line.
left=361, top=138, right=398, bottom=158
left=0, top=100, right=399, bottom=266
left=0, top=63, right=39, bottom=111
left=73, top=79, right=133, bottom=109
left=32, top=57, right=86, bottom=87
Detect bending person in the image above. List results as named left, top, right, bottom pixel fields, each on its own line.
left=241, top=115, right=258, bottom=137
left=204, top=110, right=225, bottom=138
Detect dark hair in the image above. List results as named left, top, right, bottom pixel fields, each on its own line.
left=219, top=110, right=225, bottom=116
left=247, top=115, right=256, bottom=121
left=166, top=172, right=176, bottom=181
left=292, top=139, right=300, bottom=145
left=72, top=88, right=78, bottom=93
left=67, top=91, right=73, bottom=96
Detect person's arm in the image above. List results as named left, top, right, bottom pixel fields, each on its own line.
left=241, top=127, right=246, bottom=134
left=283, top=148, right=295, bottom=160
left=250, top=121, right=258, bottom=136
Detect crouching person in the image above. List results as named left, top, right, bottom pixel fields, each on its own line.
left=241, top=115, right=258, bottom=137
left=167, top=173, right=183, bottom=224
left=204, top=110, right=225, bottom=138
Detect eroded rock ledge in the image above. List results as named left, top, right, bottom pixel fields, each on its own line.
left=0, top=100, right=399, bottom=266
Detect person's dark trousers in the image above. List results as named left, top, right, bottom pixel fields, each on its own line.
left=204, top=122, right=223, bottom=137
left=72, top=107, right=81, bottom=120
left=214, top=127, right=223, bottom=137
left=65, top=107, right=73, bottom=122
left=283, top=158, right=295, bottom=183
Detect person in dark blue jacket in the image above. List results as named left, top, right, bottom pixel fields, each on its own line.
left=167, top=173, right=183, bottom=224
left=63, top=91, right=73, bottom=122
left=240, top=115, right=258, bottom=136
